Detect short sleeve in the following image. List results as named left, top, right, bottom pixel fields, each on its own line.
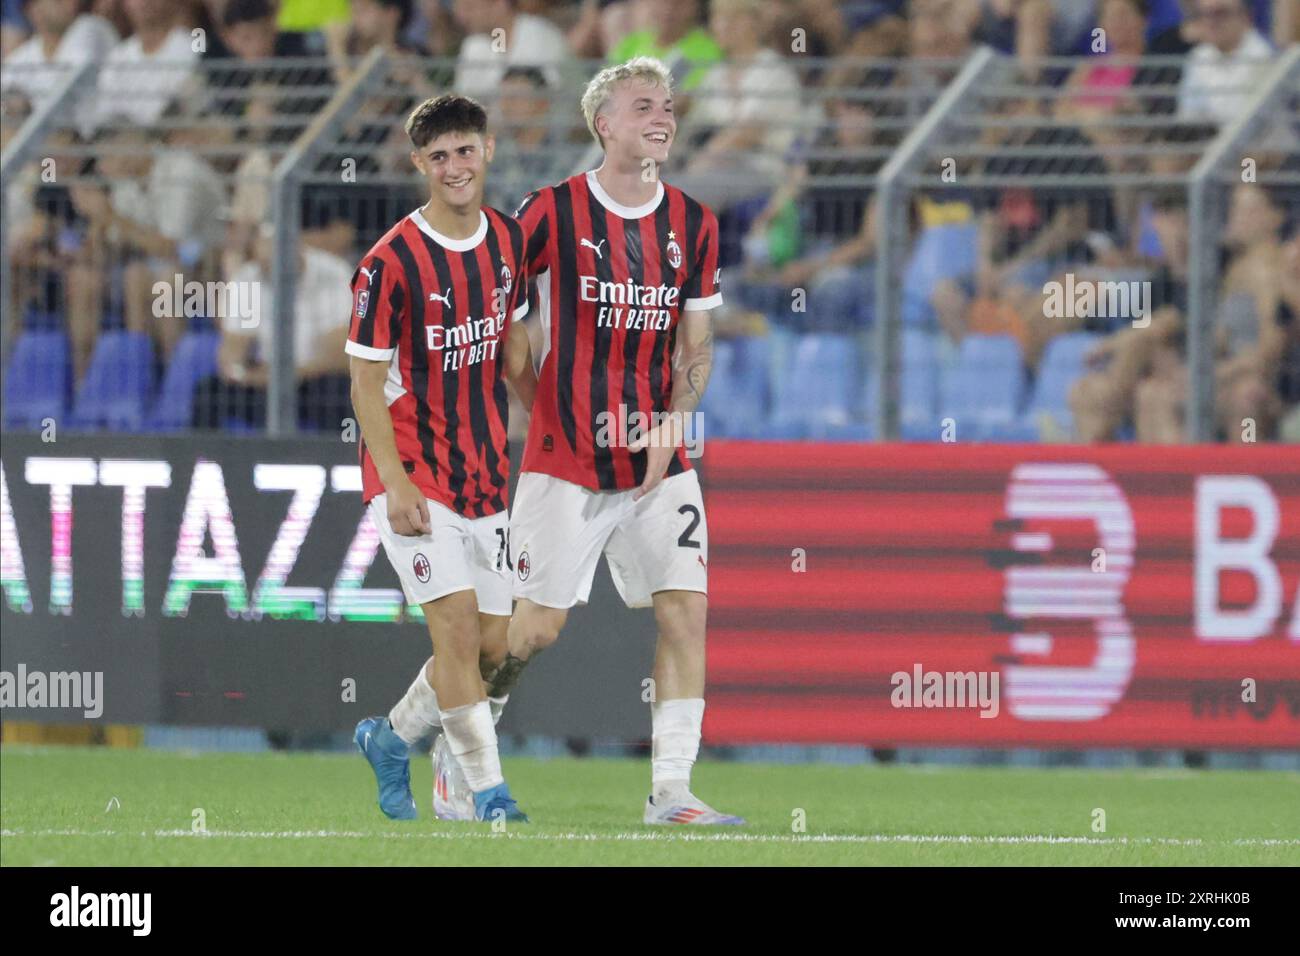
left=345, top=252, right=406, bottom=360
left=682, top=206, right=722, bottom=311
left=514, top=190, right=551, bottom=275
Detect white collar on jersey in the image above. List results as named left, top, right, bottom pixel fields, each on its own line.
left=410, top=207, right=488, bottom=251
left=585, top=169, right=664, bottom=219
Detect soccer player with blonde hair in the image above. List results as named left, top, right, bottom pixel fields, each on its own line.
left=434, top=57, right=743, bottom=826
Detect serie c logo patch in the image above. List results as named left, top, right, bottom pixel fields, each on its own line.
left=517, top=551, right=531, bottom=582
left=413, top=553, right=431, bottom=584
left=355, top=289, right=370, bottom=318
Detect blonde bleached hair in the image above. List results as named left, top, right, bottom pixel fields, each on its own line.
left=580, top=56, right=674, bottom=148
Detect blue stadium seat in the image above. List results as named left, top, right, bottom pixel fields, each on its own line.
left=147, top=330, right=220, bottom=430
left=938, top=334, right=1026, bottom=440
left=700, top=339, right=739, bottom=438
left=67, top=331, right=155, bottom=431
left=900, top=328, right=940, bottom=438
left=768, top=333, right=859, bottom=439
left=857, top=329, right=940, bottom=440
left=901, top=222, right=979, bottom=329
left=720, top=334, right=773, bottom=438
left=3, top=331, right=70, bottom=430
left=1020, top=332, right=1099, bottom=439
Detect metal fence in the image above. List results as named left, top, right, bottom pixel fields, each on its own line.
left=2, top=48, right=1298, bottom=443
left=876, top=46, right=1300, bottom=443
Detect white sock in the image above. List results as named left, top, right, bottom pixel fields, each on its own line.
left=651, top=698, right=704, bottom=796
left=387, top=658, right=440, bottom=746
left=440, top=700, right=504, bottom=793
left=489, top=694, right=508, bottom=726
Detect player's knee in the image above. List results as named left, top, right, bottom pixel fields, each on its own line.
left=653, top=591, right=707, bottom=646
left=478, top=617, right=509, bottom=671
left=509, top=604, right=566, bottom=658
left=424, top=590, right=481, bottom=659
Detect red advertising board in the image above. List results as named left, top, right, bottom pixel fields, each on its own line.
left=703, top=443, right=1300, bottom=748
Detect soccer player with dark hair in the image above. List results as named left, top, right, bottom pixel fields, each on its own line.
left=351, top=94, right=536, bottom=824
left=437, top=57, right=743, bottom=826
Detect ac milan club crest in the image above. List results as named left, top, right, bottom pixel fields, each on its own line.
left=666, top=238, right=683, bottom=270
left=500, top=264, right=512, bottom=293
left=413, top=552, right=431, bottom=583
left=517, top=551, right=531, bottom=581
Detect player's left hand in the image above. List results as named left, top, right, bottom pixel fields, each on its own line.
left=628, top=413, right=683, bottom=502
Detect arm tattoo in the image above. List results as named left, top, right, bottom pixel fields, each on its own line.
left=484, top=652, right=530, bottom=698
left=672, top=325, right=714, bottom=415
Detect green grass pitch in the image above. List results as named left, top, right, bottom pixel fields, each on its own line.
left=2, top=746, right=1297, bottom=865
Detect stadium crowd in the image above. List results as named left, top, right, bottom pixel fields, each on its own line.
left=1, top=0, right=1297, bottom=441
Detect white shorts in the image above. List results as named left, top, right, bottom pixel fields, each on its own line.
left=509, top=470, right=708, bottom=609
left=369, top=495, right=512, bottom=616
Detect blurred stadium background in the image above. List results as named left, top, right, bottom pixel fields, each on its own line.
left=1, top=0, right=1298, bottom=860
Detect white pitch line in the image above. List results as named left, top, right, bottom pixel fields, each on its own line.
left=2, top=828, right=1297, bottom=847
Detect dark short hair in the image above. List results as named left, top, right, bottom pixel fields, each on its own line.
left=502, top=66, right=549, bottom=90
left=1106, top=0, right=1150, bottom=17
left=371, top=0, right=414, bottom=31
left=1150, top=186, right=1186, bottom=212
left=405, top=94, right=488, bottom=149
left=223, top=0, right=276, bottom=28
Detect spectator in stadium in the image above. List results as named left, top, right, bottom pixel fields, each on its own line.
left=326, top=0, right=425, bottom=84
left=402, top=0, right=463, bottom=56
left=88, top=0, right=199, bottom=132
left=176, top=0, right=233, bottom=59
left=220, top=0, right=311, bottom=59
left=680, top=0, right=802, bottom=207
left=602, top=0, right=722, bottom=94
left=1055, top=0, right=1151, bottom=124
left=736, top=94, right=883, bottom=335
left=2, top=0, right=30, bottom=56
left=1176, top=0, right=1273, bottom=125
left=567, top=0, right=634, bottom=59
left=1278, top=0, right=1300, bottom=45
left=68, top=122, right=227, bottom=360
left=4, top=147, right=102, bottom=380
left=451, top=0, right=569, bottom=101
left=0, top=0, right=117, bottom=119
left=1068, top=189, right=1189, bottom=442
left=192, top=215, right=354, bottom=432
left=214, top=0, right=330, bottom=140
left=968, top=0, right=1052, bottom=66
left=1072, top=184, right=1293, bottom=443
left=486, top=66, right=580, bottom=210
left=1276, top=230, right=1300, bottom=441
left=904, top=0, right=979, bottom=92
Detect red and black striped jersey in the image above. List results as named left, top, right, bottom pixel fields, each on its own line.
left=514, top=171, right=722, bottom=491
left=346, top=206, right=529, bottom=516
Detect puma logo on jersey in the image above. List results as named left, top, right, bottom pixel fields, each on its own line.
left=359, top=266, right=376, bottom=282
left=581, top=238, right=606, bottom=259
left=429, top=290, right=452, bottom=307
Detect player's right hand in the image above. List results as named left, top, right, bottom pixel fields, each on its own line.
left=387, top=477, right=432, bottom=537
